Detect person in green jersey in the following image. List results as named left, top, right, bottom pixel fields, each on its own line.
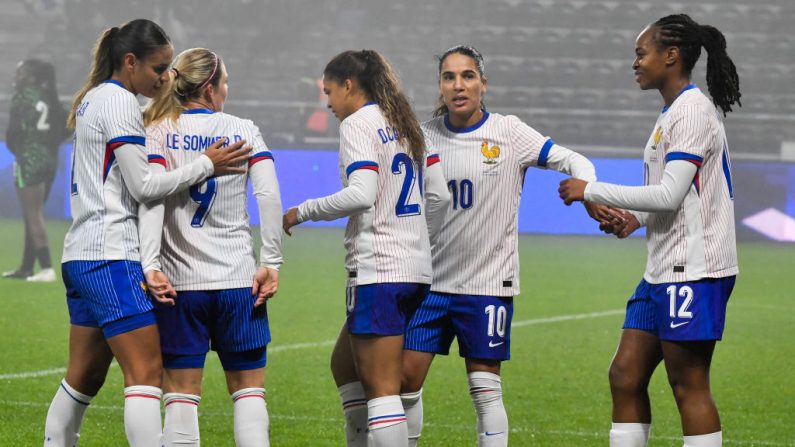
left=4, top=59, right=69, bottom=281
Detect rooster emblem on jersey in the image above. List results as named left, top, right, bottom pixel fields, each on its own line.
left=481, top=140, right=501, bottom=164
left=651, top=126, right=662, bottom=150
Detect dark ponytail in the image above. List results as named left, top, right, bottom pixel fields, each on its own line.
left=68, top=19, right=170, bottom=128
left=324, top=50, right=425, bottom=164
left=652, top=14, right=741, bottom=116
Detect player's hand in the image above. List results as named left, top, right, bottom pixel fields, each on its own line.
left=282, top=207, right=300, bottom=236
left=251, top=267, right=279, bottom=307
left=558, top=178, right=588, bottom=205
left=205, top=139, right=252, bottom=175
left=614, top=211, right=640, bottom=239
left=583, top=201, right=623, bottom=225
left=145, top=270, right=177, bottom=306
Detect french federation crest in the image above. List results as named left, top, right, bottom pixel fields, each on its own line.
left=481, top=140, right=501, bottom=164
left=651, top=127, right=662, bottom=150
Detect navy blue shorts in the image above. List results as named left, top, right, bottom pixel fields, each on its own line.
left=405, top=292, right=513, bottom=361
left=623, top=276, right=735, bottom=341
left=346, top=283, right=429, bottom=336
left=155, top=288, right=270, bottom=370
left=63, top=260, right=156, bottom=339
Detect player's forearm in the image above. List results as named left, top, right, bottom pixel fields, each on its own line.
left=423, top=162, right=451, bottom=246
left=138, top=197, right=165, bottom=273
left=116, top=143, right=214, bottom=203
left=545, top=145, right=597, bottom=182
left=297, top=170, right=377, bottom=222
left=584, top=160, right=697, bottom=212
left=250, top=160, right=283, bottom=270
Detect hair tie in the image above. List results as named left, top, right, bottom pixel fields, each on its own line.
left=194, top=52, right=219, bottom=93
left=171, top=68, right=180, bottom=79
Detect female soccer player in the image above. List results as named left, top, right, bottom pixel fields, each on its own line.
left=283, top=49, right=450, bottom=447
left=558, top=14, right=740, bottom=447
left=3, top=59, right=69, bottom=281
left=43, top=20, right=250, bottom=447
left=140, top=48, right=282, bottom=447
left=399, top=45, right=603, bottom=447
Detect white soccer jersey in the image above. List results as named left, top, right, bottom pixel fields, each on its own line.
left=63, top=80, right=150, bottom=262
left=144, top=109, right=283, bottom=290
left=586, top=84, right=738, bottom=284
left=423, top=111, right=595, bottom=296
left=635, top=86, right=737, bottom=283
left=304, top=103, right=433, bottom=286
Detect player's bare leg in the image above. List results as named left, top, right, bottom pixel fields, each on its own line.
left=106, top=324, right=164, bottom=447
left=44, top=325, right=112, bottom=446
left=465, top=358, right=507, bottom=447
left=400, top=350, right=435, bottom=446
left=332, top=322, right=367, bottom=447
left=608, top=329, right=663, bottom=446
left=161, top=368, right=204, bottom=447
left=225, top=368, right=269, bottom=447
left=661, top=340, right=722, bottom=446
left=351, top=334, right=408, bottom=447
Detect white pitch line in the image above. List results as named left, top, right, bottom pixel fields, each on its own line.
left=0, top=400, right=790, bottom=446
left=0, top=309, right=623, bottom=381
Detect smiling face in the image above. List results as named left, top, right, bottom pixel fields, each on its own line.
left=632, top=26, right=671, bottom=91
left=439, top=52, right=487, bottom=125
left=126, top=44, right=174, bottom=98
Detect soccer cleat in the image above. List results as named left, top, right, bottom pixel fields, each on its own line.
left=26, top=268, right=56, bottom=282
left=3, top=269, right=33, bottom=279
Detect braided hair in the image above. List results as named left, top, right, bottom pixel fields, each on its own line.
left=652, top=14, right=741, bottom=116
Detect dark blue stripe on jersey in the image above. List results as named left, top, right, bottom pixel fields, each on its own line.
left=661, top=84, right=698, bottom=113
left=363, top=101, right=378, bottom=107
left=249, top=151, right=274, bottom=167
left=108, top=135, right=146, bottom=146
left=443, top=110, right=490, bottom=133
left=183, top=108, right=215, bottom=115
left=721, top=149, right=734, bottom=199
left=537, top=138, right=555, bottom=167
left=665, top=152, right=704, bottom=166
left=346, top=161, right=379, bottom=178
left=148, top=154, right=167, bottom=168
left=101, top=79, right=126, bottom=89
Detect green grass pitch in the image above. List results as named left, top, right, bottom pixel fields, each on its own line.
left=0, top=218, right=793, bottom=446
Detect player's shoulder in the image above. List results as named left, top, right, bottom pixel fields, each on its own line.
left=670, top=88, right=718, bottom=122
left=421, top=115, right=445, bottom=134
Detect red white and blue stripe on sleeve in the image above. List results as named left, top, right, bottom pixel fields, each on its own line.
left=666, top=151, right=704, bottom=194
left=249, top=151, right=274, bottom=167
left=103, top=135, right=145, bottom=181
left=147, top=154, right=167, bottom=168
left=426, top=153, right=440, bottom=167
left=345, top=160, right=379, bottom=178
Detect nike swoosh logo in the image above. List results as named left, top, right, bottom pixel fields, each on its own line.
left=484, top=431, right=505, bottom=436
left=670, top=321, right=690, bottom=329
left=488, top=340, right=504, bottom=347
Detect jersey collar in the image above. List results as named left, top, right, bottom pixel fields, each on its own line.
left=183, top=108, right=216, bottom=115
left=102, top=79, right=126, bottom=89
left=661, top=84, right=697, bottom=113
left=444, top=110, right=490, bottom=133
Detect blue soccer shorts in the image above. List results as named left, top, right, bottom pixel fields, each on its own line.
left=404, top=292, right=514, bottom=361
left=623, top=276, right=736, bottom=341
left=155, top=288, right=270, bottom=371
left=346, top=283, right=430, bottom=336
left=63, top=260, right=156, bottom=339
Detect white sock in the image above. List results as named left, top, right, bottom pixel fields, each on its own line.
left=367, top=395, right=408, bottom=447
left=163, top=393, right=201, bottom=446
left=339, top=382, right=368, bottom=447
left=400, top=389, right=423, bottom=447
left=44, top=379, right=93, bottom=446
left=123, top=385, right=163, bottom=447
left=468, top=371, right=508, bottom=447
left=683, top=431, right=722, bottom=447
left=609, top=422, right=651, bottom=447
left=231, top=388, right=269, bottom=447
